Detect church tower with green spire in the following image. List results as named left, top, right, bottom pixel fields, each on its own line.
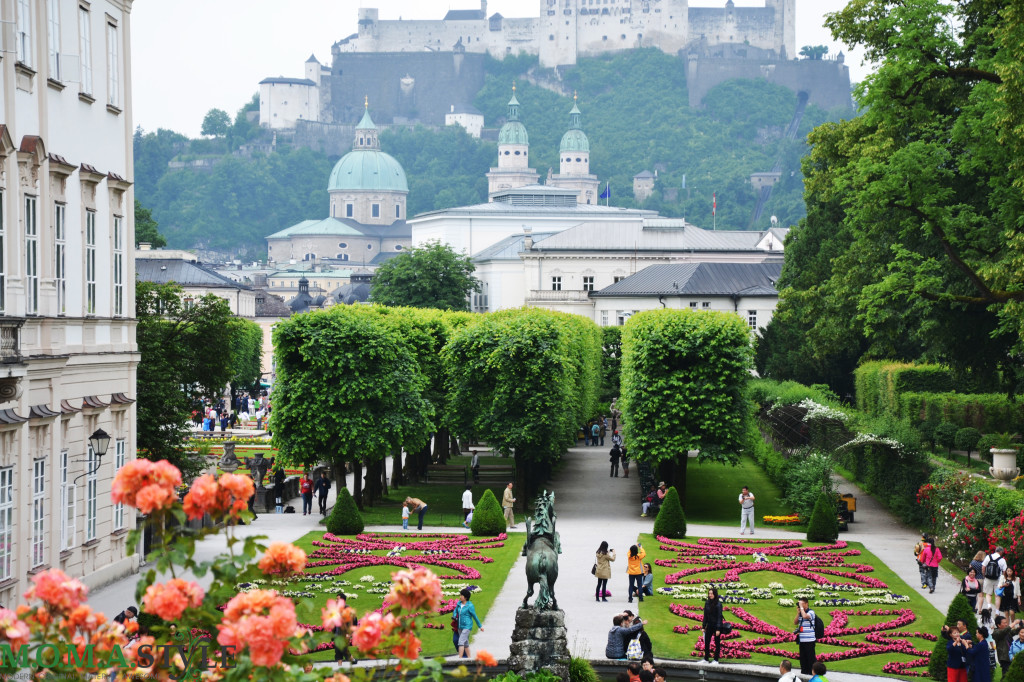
left=486, top=85, right=540, bottom=198
left=548, top=94, right=600, bottom=205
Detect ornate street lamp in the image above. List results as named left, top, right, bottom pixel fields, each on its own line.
left=75, top=428, right=111, bottom=483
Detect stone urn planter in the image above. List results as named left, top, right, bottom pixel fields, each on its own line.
left=989, top=448, right=1020, bottom=489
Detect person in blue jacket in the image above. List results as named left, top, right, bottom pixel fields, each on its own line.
left=946, top=628, right=970, bottom=682
left=457, top=588, right=484, bottom=659
left=965, top=627, right=994, bottom=682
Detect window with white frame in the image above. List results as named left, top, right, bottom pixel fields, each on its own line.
left=106, top=21, right=119, bottom=107
left=701, top=302, right=710, bottom=309
left=79, top=6, right=92, bottom=94
left=113, top=215, right=123, bottom=316
left=689, top=301, right=697, bottom=309
left=600, top=310, right=609, bottom=326
left=551, top=276, right=562, bottom=291
left=55, top=203, right=66, bottom=314
left=32, top=459, right=45, bottom=567
left=16, top=0, right=33, bottom=66
left=86, top=210, right=96, bottom=314
left=0, top=467, right=12, bottom=580
left=25, top=195, right=38, bottom=314
left=86, top=445, right=98, bottom=541
left=113, top=440, right=125, bottom=529
left=0, top=191, right=5, bottom=314
left=747, top=310, right=758, bottom=330
left=583, top=276, right=594, bottom=292
left=47, top=0, right=61, bottom=80
left=60, top=451, right=76, bottom=551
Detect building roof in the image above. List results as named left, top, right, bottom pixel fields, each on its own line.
left=634, top=170, right=655, bottom=179
left=259, top=77, right=317, bottom=87
left=266, top=218, right=364, bottom=239
left=560, top=102, right=589, bottom=153
left=253, top=289, right=293, bottom=317
left=443, top=8, right=486, bottom=20
left=526, top=220, right=788, bottom=253
left=473, top=232, right=557, bottom=261
left=591, top=262, right=783, bottom=297
left=412, top=198, right=654, bottom=220
left=449, top=104, right=483, bottom=116
left=136, top=258, right=252, bottom=290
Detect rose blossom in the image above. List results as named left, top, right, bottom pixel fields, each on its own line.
left=143, top=579, right=204, bottom=621
left=183, top=473, right=254, bottom=520
left=350, top=612, right=384, bottom=653
left=111, top=459, right=181, bottom=514
left=25, top=569, right=88, bottom=612
left=387, top=567, right=442, bottom=613
left=218, top=589, right=301, bottom=667
left=476, top=649, right=497, bottom=667
left=321, top=598, right=355, bottom=630
left=0, top=608, right=30, bottom=651
left=258, top=543, right=307, bottom=576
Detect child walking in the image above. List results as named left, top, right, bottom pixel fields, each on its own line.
left=402, top=503, right=410, bottom=530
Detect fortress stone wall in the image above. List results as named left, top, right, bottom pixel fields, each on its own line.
left=686, top=55, right=852, bottom=111
left=335, top=0, right=796, bottom=68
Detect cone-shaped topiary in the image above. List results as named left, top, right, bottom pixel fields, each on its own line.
left=928, top=593, right=979, bottom=680
left=1003, top=646, right=1024, bottom=682
left=806, top=491, right=838, bottom=542
left=326, top=486, right=364, bottom=535
left=652, top=486, right=687, bottom=539
left=470, top=489, right=506, bottom=536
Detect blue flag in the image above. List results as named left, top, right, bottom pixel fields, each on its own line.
left=599, top=183, right=610, bottom=199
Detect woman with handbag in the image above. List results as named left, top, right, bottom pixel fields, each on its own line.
left=1000, top=568, right=1021, bottom=620
left=701, top=587, right=724, bottom=664
left=595, top=541, right=616, bottom=602
left=962, top=568, right=982, bottom=611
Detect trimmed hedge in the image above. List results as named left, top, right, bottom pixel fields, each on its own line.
left=1004, top=644, right=1024, bottom=682
left=806, top=491, right=838, bottom=542
left=855, top=361, right=954, bottom=416
left=901, top=391, right=1024, bottom=433
left=326, top=487, right=365, bottom=535
left=470, top=489, right=505, bottom=536
left=652, top=486, right=687, bottom=539
left=928, top=593, right=978, bottom=681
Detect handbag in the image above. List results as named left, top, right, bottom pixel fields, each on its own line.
left=997, top=586, right=1005, bottom=597
left=719, top=622, right=733, bottom=635
left=591, top=563, right=597, bottom=576
left=625, top=635, right=643, bottom=661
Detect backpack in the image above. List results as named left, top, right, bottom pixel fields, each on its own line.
left=813, top=613, right=826, bottom=640
left=625, top=635, right=643, bottom=661
left=985, top=555, right=1002, bottom=580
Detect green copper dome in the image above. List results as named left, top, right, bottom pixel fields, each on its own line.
left=499, top=121, right=529, bottom=145
left=328, top=150, right=408, bottom=192
left=560, top=129, right=589, bottom=153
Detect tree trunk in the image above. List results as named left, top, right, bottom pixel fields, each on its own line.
left=514, top=452, right=528, bottom=515
left=661, top=458, right=688, bottom=508
left=433, top=429, right=450, bottom=465
left=418, top=443, right=432, bottom=481
left=352, top=460, right=363, bottom=511
left=364, top=460, right=379, bottom=506
left=391, top=446, right=403, bottom=488
left=381, top=457, right=390, bottom=498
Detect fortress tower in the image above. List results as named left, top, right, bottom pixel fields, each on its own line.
left=765, top=0, right=796, bottom=60
left=486, top=87, right=540, bottom=198
left=547, top=95, right=600, bottom=205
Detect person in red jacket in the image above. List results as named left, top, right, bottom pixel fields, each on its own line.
left=300, top=473, right=314, bottom=516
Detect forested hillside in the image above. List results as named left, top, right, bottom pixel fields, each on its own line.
left=135, top=49, right=850, bottom=257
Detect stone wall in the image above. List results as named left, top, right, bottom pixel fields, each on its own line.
left=687, top=56, right=852, bottom=111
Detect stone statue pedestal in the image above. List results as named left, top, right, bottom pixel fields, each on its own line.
left=254, top=488, right=273, bottom=514
left=508, top=608, right=569, bottom=680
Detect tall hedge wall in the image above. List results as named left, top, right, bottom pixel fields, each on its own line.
left=854, top=361, right=954, bottom=416
left=901, top=391, right=1024, bottom=433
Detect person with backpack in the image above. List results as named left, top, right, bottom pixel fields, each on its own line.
left=919, top=537, right=943, bottom=594
left=982, top=548, right=1008, bottom=611
left=794, top=597, right=819, bottom=675
left=610, top=444, right=621, bottom=477
left=914, top=534, right=929, bottom=589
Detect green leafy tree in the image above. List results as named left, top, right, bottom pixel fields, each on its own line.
left=806, top=491, right=839, bottom=542
left=469, top=489, right=505, bottom=536
left=369, top=241, right=480, bottom=311
left=201, top=108, right=231, bottom=137
left=600, top=326, right=622, bottom=406
left=928, top=593, right=979, bottom=680
left=652, top=486, right=687, bottom=539
left=134, top=200, right=167, bottom=248
left=935, top=422, right=959, bottom=456
left=954, top=427, right=982, bottom=460
left=136, top=282, right=236, bottom=480
left=619, top=309, right=752, bottom=502
left=271, top=306, right=434, bottom=509
left=799, top=45, right=829, bottom=60
left=326, top=487, right=364, bottom=535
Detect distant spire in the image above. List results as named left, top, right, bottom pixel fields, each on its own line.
left=507, top=82, right=521, bottom=121
left=568, top=94, right=581, bottom=130
left=364, top=95, right=369, bottom=109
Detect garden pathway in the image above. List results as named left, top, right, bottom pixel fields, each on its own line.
left=468, top=444, right=957, bottom=681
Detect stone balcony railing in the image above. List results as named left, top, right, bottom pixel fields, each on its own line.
left=527, top=290, right=593, bottom=303
left=0, top=318, right=24, bottom=364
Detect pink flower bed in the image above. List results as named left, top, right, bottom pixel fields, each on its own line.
left=306, top=532, right=507, bottom=580
left=661, top=537, right=933, bottom=677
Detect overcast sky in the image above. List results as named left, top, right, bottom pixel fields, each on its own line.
left=131, top=0, right=870, bottom=138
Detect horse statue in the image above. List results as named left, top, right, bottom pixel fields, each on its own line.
left=522, top=491, right=561, bottom=610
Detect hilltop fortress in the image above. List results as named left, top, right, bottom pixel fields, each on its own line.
left=337, top=0, right=795, bottom=68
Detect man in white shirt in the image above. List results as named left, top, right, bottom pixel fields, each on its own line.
left=982, top=547, right=1009, bottom=610
left=739, top=486, right=756, bottom=535
left=778, top=659, right=801, bottom=682
left=461, top=485, right=474, bottom=518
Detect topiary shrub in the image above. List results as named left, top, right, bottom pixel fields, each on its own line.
left=934, top=422, right=959, bottom=456
left=806, top=491, right=838, bottom=542
left=1003, top=646, right=1024, bottom=682
left=955, top=427, right=982, bottom=460
left=928, top=593, right=979, bottom=680
left=568, top=656, right=598, bottom=682
left=470, top=489, right=506, bottom=536
left=326, top=486, right=364, bottom=535
left=652, top=486, right=687, bottom=539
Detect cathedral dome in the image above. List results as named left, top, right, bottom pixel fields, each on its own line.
left=498, top=120, right=529, bottom=146
left=328, top=150, right=408, bottom=192
left=559, top=128, right=589, bottom=153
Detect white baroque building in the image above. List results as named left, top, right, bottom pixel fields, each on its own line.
left=0, top=0, right=138, bottom=604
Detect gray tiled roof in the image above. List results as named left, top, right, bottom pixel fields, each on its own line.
left=444, top=8, right=485, bottom=20
left=411, top=202, right=653, bottom=219
left=136, top=259, right=251, bottom=290
left=592, top=262, right=782, bottom=297
left=529, top=221, right=787, bottom=252
left=473, top=232, right=557, bottom=261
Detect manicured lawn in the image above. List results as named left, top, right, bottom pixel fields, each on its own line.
left=683, top=455, right=800, bottom=529
left=287, top=530, right=521, bottom=659
left=344, top=477, right=515, bottom=528
left=634, top=534, right=943, bottom=677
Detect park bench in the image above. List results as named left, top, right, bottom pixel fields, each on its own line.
left=474, top=464, right=515, bottom=484
left=426, top=464, right=469, bottom=484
